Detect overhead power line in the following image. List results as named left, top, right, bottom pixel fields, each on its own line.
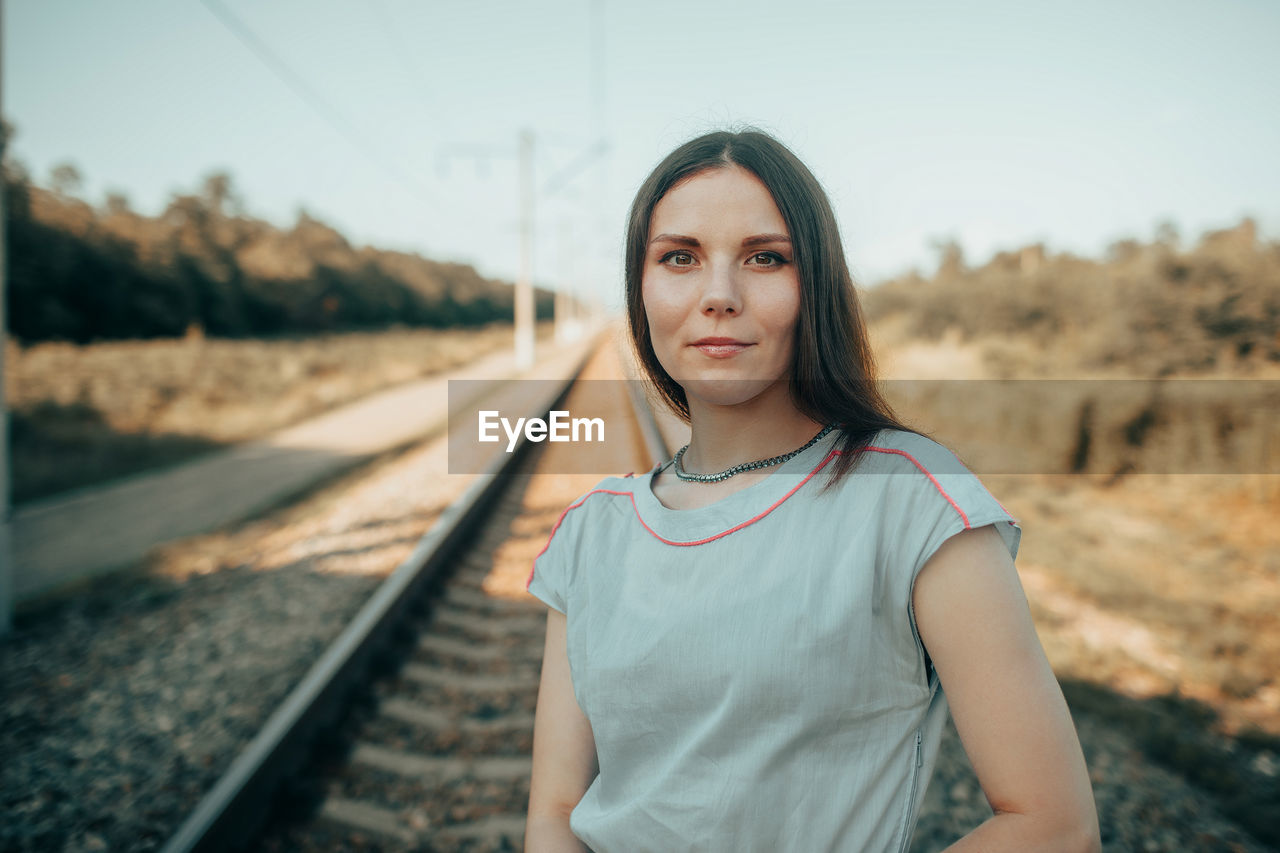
left=541, top=137, right=610, bottom=199
left=365, top=0, right=435, bottom=115
left=198, top=0, right=438, bottom=211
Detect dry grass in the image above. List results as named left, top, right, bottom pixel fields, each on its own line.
left=5, top=322, right=553, bottom=504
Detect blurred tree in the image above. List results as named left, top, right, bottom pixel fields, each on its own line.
left=1020, top=243, right=1046, bottom=275
left=984, top=249, right=1022, bottom=274
left=1237, top=216, right=1257, bottom=248
left=1154, top=219, right=1180, bottom=250
left=930, top=236, right=966, bottom=282
left=0, top=118, right=13, bottom=157
left=201, top=170, right=243, bottom=218
left=104, top=191, right=131, bottom=217
left=49, top=162, right=83, bottom=196
left=1106, top=238, right=1142, bottom=264
left=1199, top=216, right=1258, bottom=254
left=2, top=142, right=529, bottom=343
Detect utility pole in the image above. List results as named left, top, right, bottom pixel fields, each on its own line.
left=555, top=217, right=569, bottom=345
left=438, top=130, right=540, bottom=372
left=589, top=0, right=610, bottom=325
left=440, top=125, right=608, bottom=370
left=555, top=216, right=582, bottom=345
left=0, top=0, right=12, bottom=636
left=515, top=128, right=535, bottom=370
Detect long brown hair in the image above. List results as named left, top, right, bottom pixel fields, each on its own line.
left=624, top=127, right=924, bottom=492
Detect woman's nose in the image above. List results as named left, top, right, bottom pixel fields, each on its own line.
left=698, top=262, right=742, bottom=316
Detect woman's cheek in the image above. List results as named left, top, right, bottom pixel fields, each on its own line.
left=643, top=303, right=678, bottom=374
left=643, top=288, right=682, bottom=344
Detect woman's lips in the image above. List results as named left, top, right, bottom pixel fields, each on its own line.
left=692, top=342, right=753, bottom=358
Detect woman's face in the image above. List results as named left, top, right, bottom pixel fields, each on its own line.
left=642, top=165, right=801, bottom=410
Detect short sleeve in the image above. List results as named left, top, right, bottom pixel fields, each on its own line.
left=881, top=439, right=1022, bottom=684
left=903, top=467, right=1022, bottom=588
left=525, top=495, right=584, bottom=616
left=527, top=544, right=568, bottom=615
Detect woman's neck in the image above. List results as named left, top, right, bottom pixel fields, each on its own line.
left=680, top=386, right=828, bottom=474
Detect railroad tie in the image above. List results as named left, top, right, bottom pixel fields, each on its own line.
left=317, top=798, right=529, bottom=845
left=431, top=607, right=546, bottom=638
left=443, top=584, right=545, bottom=614
left=432, top=813, right=530, bottom=842
left=380, top=697, right=535, bottom=733
left=352, top=742, right=532, bottom=781
left=444, top=569, right=489, bottom=591
left=400, top=662, right=540, bottom=691
left=317, top=797, right=418, bottom=845
left=416, top=632, right=510, bottom=661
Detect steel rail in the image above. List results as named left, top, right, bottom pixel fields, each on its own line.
left=614, top=332, right=671, bottom=472
left=160, top=330, right=606, bottom=853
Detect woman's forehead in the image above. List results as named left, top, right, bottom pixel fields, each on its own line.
left=650, top=167, right=786, bottom=237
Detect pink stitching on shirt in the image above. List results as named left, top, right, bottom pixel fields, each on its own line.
left=526, top=441, right=1020, bottom=587
left=838, top=446, right=1019, bottom=527
left=526, top=451, right=841, bottom=569
left=526, top=489, right=637, bottom=589
left=654, top=450, right=842, bottom=546
left=851, top=446, right=972, bottom=527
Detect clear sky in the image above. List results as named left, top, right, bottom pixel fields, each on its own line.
left=5, top=0, right=1278, bottom=312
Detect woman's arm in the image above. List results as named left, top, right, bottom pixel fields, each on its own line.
left=525, top=607, right=598, bottom=852
left=913, top=524, right=1101, bottom=853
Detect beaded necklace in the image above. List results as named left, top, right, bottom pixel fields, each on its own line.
left=671, top=423, right=838, bottom=483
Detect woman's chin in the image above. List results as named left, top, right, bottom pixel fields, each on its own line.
left=677, top=377, right=781, bottom=409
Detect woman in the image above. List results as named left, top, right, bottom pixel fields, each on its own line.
left=524, top=128, right=1100, bottom=852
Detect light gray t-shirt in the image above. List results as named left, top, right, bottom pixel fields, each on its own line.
left=526, top=427, right=1021, bottom=853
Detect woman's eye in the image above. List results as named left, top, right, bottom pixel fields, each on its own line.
left=658, top=250, right=787, bottom=268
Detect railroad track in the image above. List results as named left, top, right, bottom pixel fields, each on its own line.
left=161, top=329, right=667, bottom=852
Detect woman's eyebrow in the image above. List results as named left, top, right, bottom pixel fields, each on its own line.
left=649, top=233, right=792, bottom=247
left=743, top=233, right=792, bottom=247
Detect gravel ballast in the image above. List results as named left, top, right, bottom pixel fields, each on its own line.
left=2, top=433, right=476, bottom=853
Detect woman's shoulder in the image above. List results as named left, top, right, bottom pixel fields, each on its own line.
left=537, top=470, right=646, bottom=564
left=862, top=428, right=1020, bottom=538
left=584, top=467, right=652, bottom=499
left=864, top=428, right=972, bottom=477
left=832, top=428, right=995, bottom=515
left=550, top=468, right=652, bottom=525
